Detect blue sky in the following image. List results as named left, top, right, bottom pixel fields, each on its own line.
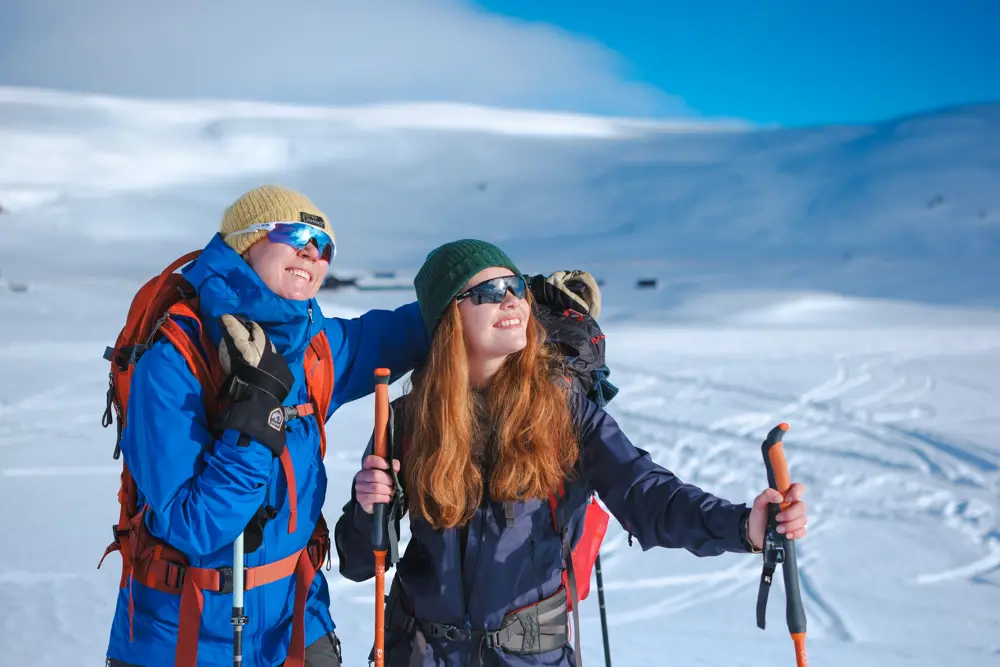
left=0, top=0, right=996, bottom=126
left=476, top=0, right=1000, bottom=125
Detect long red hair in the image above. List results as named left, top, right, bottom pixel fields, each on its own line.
left=404, top=295, right=578, bottom=530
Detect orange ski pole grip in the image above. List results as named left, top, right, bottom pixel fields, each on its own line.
left=373, top=369, right=390, bottom=461
left=767, top=425, right=793, bottom=511
left=759, top=423, right=808, bottom=667
left=371, top=368, right=391, bottom=667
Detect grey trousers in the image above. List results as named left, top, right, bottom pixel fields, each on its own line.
left=107, top=631, right=342, bottom=667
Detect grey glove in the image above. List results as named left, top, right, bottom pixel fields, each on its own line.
left=544, top=270, right=602, bottom=319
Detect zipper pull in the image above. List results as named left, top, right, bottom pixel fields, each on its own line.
left=308, top=305, right=314, bottom=323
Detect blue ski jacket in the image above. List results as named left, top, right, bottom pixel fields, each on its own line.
left=105, top=233, right=429, bottom=667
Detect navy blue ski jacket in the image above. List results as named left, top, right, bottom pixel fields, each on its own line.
left=334, top=389, right=754, bottom=667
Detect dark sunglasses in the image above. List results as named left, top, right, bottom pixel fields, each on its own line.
left=455, top=275, right=527, bottom=305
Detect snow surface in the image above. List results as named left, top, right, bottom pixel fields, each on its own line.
left=0, top=87, right=998, bottom=666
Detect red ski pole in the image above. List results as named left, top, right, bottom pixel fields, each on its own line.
left=757, top=423, right=808, bottom=667
left=371, top=368, right=391, bottom=667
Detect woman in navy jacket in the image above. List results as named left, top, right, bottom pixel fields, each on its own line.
left=334, top=240, right=807, bottom=667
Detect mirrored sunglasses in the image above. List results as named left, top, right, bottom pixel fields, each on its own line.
left=226, top=221, right=336, bottom=262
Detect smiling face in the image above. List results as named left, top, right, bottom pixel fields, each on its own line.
left=457, top=267, right=530, bottom=369
left=245, top=237, right=328, bottom=300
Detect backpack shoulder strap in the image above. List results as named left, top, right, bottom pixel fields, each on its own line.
left=384, top=394, right=409, bottom=568
left=304, top=329, right=335, bottom=459
left=158, top=300, right=224, bottom=403
left=548, top=480, right=567, bottom=534
left=546, top=477, right=585, bottom=660
left=390, top=394, right=408, bottom=463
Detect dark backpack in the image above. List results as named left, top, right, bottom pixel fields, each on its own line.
left=526, top=274, right=619, bottom=407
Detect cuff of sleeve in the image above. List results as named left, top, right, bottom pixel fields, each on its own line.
left=737, top=506, right=761, bottom=553
left=353, top=500, right=375, bottom=535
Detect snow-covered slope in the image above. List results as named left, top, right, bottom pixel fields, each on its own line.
left=1, top=87, right=999, bottom=666
left=1, top=86, right=998, bottom=307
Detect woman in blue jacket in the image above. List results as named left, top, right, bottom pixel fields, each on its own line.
left=104, top=185, right=429, bottom=667
left=334, top=240, right=808, bottom=667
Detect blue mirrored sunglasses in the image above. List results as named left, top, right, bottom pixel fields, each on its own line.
left=455, top=275, right=526, bottom=305
left=226, top=221, right=336, bottom=262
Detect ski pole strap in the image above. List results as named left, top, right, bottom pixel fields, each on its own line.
left=756, top=559, right=777, bottom=630
left=385, top=403, right=405, bottom=567
left=386, top=508, right=402, bottom=566
left=756, top=498, right=785, bottom=630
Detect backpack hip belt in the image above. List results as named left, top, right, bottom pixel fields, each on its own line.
left=389, top=582, right=569, bottom=656
left=128, top=508, right=331, bottom=667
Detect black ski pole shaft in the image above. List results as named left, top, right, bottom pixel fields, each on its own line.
left=760, top=423, right=808, bottom=667
left=594, top=553, right=612, bottom=667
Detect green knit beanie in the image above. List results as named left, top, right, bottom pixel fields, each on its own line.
left=414, top=239, right=522, bottom=334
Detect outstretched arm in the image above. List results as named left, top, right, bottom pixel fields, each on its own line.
left=574, top=391, right=753, bottom=556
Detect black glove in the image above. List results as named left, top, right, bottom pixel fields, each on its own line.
left=216, top=314, right=294, bottom=456
left=243, top=504, right=278, bottom=553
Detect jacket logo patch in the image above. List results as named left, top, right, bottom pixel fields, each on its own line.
left=268, top=407, right=285, bottom=431
left=299, top=212, right=326, bottom=229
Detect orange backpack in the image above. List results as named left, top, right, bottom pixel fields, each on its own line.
left=97, top=251, right=335, bottom=667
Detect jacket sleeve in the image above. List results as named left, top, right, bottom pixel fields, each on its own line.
left=573, top=391, right=752, bottom=556
left=333, top=486, right=382, bottom=582
left=324, top=301, right=429, bottom=412
left=333, top=432, right=383, bottom=582
left=121, top=340, right=274, bottom=557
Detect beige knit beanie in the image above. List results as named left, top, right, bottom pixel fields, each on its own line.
left=220, top=184, right=334, bottom=256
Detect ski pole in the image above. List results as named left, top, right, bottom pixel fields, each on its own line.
left=371, top=368, right=392, bottom=667
left=594, top=553, right=612, bottom=667
left=233, top=531, right=247, bottom=667
left=757, top=423, right=807, bottom=667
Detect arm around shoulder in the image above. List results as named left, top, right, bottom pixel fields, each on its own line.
left=324, top=301, right=429, bottom=410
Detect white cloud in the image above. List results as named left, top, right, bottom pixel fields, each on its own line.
left=0, top=0, right=683, bottom=116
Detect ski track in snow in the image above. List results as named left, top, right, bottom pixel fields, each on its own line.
left=914, top=539, right=1000, bottom=585
left=0, top=371, right=109, bottom=448
left=603, top=349, right=999, bottom=645
left=794, top=551, right=855, bottom=642
left=614, top=353, right=999, bottom=498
